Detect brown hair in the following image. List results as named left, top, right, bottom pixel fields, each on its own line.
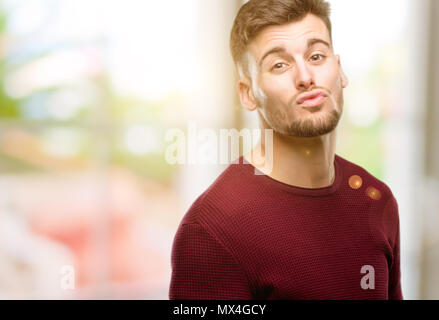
left=230, top=0, right=332, bottom=77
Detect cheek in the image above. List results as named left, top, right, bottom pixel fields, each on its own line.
left=260, top=76, right=293, bottom=103
left=321, top=66, right=343, bottom=91
left=314, top=76, right=336, bottom=97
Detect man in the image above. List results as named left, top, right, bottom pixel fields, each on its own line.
left=169, top=0, right=402, bottom=299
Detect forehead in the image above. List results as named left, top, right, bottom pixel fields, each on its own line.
left=248, top=14, right=331, bottom=57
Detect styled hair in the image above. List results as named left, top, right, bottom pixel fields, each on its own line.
left=230, top=0, right=332, bottom=78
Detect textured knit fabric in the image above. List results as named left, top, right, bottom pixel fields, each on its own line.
left=169, top=154, right=403, bottom=300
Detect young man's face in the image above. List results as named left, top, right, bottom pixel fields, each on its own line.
left=239, top=13, right=348, bottom=138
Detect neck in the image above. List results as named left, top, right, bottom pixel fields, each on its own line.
left=244, top=126, right=337, bottom=189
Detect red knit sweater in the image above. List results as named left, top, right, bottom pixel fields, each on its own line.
left=169, top=154, right=403, bottom=300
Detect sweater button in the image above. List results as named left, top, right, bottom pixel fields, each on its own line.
left=366, top=186, right=382, bottom=200
left=348, top=175, right=363, bottom=189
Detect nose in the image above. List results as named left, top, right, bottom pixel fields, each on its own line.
left=294, top=61, right=314, bottom=91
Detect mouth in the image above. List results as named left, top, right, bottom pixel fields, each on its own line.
left=296, top=91, right=328, bottom=108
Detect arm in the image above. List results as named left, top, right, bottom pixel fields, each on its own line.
left=169, top=222, right=253, bottom=300
left=387, top=196, right=403, bottom=300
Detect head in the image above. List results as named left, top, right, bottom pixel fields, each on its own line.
left=230, top=0, right=348, bottom=138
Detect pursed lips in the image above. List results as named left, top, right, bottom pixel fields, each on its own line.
left=296, top=90, right=328, bottom=107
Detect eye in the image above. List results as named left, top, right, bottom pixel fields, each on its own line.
left=310, top=54, right=325, bottom=62
left=272, top=62, right=286, bottom=70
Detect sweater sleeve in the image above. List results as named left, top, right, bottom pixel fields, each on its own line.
left=387, top=196, right=403, bottom=300
left=169, top=222, right=253, bottom=300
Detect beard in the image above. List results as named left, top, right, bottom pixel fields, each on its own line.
left=257, top=87, right=344, bottom=138
left=283, top=102, right=342, bottom=137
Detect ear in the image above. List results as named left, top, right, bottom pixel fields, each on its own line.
left=237, top=77, right=258, bottom=111
left=336, top=55, right=348, bottom=88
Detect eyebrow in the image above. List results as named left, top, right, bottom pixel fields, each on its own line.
left=258, top=38, right=332, bottom=67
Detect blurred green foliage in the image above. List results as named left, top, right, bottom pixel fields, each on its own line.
left=0, top=5, right=175, bottom=185
left=0, top=10, right=20, bottom=119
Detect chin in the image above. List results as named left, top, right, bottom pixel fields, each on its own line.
left=282, top=109, right=341, bottom=138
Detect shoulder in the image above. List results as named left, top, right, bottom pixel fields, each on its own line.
left=172, top=161, right=256, bottom=265
left=179, top=159, right=256, bottom=230
left=336, top=155, right=400, bottom=244
left=335, top=154, right=397, bottom=205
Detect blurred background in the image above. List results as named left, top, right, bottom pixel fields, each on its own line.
left=0, top=0, right=437, bottom=299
